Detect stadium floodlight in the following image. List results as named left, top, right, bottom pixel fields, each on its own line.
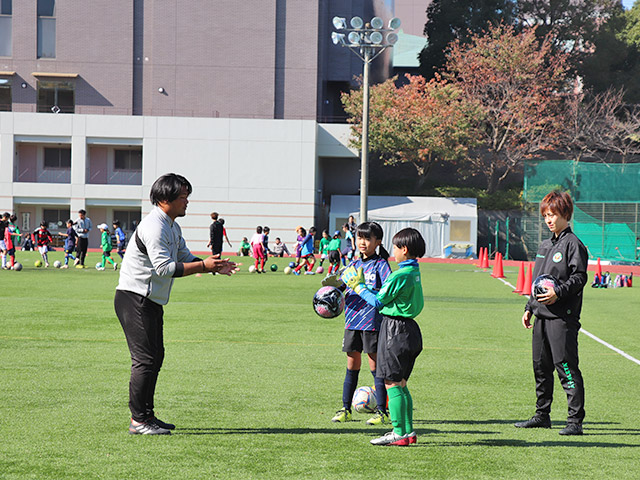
left=348, top=31, right=361, bottom=45
left=332, top=16, right=347, bottom=30
left=332, top=32, right=346, bottom=45
left=370, top=16, right=384, bottom=29
left=350, top=16, right=364, bottom=29
left=330, top=15, right=402, bottom=223
left=369, top=31, right=383, bottom=44
left=386, top=32, right=399, bottom=45
left=388, top=17, right=401, bottom=29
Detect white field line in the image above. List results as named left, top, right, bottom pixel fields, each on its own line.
left=495, top=275, right=640, bottom=366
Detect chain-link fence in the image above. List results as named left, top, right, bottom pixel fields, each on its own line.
left=523, top=160, right=640, bottom=262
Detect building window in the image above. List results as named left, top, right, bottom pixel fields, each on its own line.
left=113, top=210, right=141, bottom=232
left=37, top=81, right=74, bottom=113
left=43, top=208, right=70, bottom=231
left=114, top=149, right=142, bottom=171
left=0, top=81, right=10, bottom=111
left=0, top=0, right=11, bottom=57
left=44, top=147, right=71, bottom=168
left=37, top=0, right=55, bottom=58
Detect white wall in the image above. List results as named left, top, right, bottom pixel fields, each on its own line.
left=0, top=113, right=355, bottom=251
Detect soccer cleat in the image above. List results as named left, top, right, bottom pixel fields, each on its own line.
left=74, top=258, right=80, bottom=266
left=151, top=417, right=176, bottom=430
left=304, top=271, right=315, bottom=275
left=407, top=431, right=417, bottom=444
left=113, top=263, right=118, bottom=270
left=559, top=423, right=583, bottom=436
left=61, top=264, right=68, bottom=269
left=128, top=419, right=171, bottom=435
left=293, top=270, right=300, bottom=276
left=370, top=431, right=410, bottom=446
left=331, top=407, right=352, bottom=423
left=366, top=411, right=390, bottom=426
left=96, top=266, right=105, bottom=271
left=514, top=415, right=551, bottom=429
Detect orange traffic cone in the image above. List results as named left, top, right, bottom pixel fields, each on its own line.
left=491, top=252, right=505, bottom=278
left=480, top=247, right=489, bottom=269
left=520, top=263, right=533, bottom=296
left=596, top=257, right=602, bottom=279
left=476, top=247, right=485, bottom=267
left=513, top=262, right=524, bottom=293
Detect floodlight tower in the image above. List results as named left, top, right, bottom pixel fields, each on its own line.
left=331, top=16, right=401, bottom=223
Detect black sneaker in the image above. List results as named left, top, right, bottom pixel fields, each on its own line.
left=514, top=415, right=551, bottom=429
left=559, top=423, right=583, bottom=436
left=129, top=419, right=171, bottom=435
left=151, top=417, right=176, bottom=430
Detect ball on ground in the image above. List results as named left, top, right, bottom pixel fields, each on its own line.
left=53, top=260, right=61, bottom=268
left=288, top=261, right=296, bottom=268
left=95, top=262, right=103, bottom=270
left=248, top=265, right=256, bottom=273
left=352, top=386, right=377, bottom=414
left=312, top=286, right=345, bottom=319
left=270, top=264, right=278, bottom=272
left=13, top=262, right=23, bottom=271
left=34, top=260, right=42, bottom=268
left=284, top=266, right=292, bottom=275
left=316, top=266, right=324, bottom=274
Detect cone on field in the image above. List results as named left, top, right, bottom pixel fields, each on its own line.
left=513, top=262, right=525, bottom=293
left=480, top=247, right=489, bottom=269
left=476, top=247, right=485, bottom=267
left=595, top=257, right=602, bottom=280
left=491, top=252, right=505, bottom=278
left=520, top=263, right=533, bottom=296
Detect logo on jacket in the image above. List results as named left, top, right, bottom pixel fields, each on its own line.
left=552, top=252, right=563, bottom=263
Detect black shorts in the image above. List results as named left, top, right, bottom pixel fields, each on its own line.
left=342, top=329, right=379, bottom=354
left=328, top=250, right=340, bottom=264
left=376, top=315, right=423, bottom=382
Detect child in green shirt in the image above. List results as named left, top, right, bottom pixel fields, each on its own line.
left=97, top=223, right=117, bottom=270
left=343, top=227, right=426, bottom=446
left=318, top=229, right=331, bottom=267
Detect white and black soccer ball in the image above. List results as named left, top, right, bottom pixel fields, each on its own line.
left=352, top=386, right=377, bottom=414
left=248, top=265, right=256, bottom=273
left=312, top=286, right=345, bottom=319
left=95, top=262, right=103, bottom=270
left=533, top=274, right=559, bottom=298
left=53, top=260, right=61, bottom=268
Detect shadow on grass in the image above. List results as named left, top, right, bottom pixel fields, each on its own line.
left=414, top=419, right=620, bottom=426
left=416, top=439, right=640, bottom=448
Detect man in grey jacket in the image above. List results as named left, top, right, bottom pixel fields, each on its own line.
left=115, top=173, right=238, bottom=435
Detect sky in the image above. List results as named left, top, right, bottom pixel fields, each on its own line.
left=622, top=0, right=636, bottom=9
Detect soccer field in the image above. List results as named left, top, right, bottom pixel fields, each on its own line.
left=1, top=252, right=639, bottom=479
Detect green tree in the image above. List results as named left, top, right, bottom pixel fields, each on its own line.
left=341, top=75, right=480, bottom=192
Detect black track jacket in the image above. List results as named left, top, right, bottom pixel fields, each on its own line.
left=525, top=227, right=588, bottom=321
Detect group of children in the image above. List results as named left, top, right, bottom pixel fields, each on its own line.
left=0, top=215, right=127, bottom=271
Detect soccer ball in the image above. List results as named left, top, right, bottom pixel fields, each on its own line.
left=288, top=261, right=296, bottom=268
left=34, top=260, right=42, bottom=268
left=248, top=265, right=256, bottom=273
left=284, top=266, right=292, bottom=275
left=270, top=264, right=278, bottom=272
left=95, top=262, right=103, bottom=270
left=312, top=286, right=345, bottom=319
left=352, top=386, right=377, bottom=414
left=316, top=266, right=324, bottom=274
left=13, top=262, right=23, bottom=271
left=53, top=260, right=61, bottom=268
left=533, top=274, right=559, bottom=298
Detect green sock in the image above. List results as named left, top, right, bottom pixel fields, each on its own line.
left=387, top=386, right=406, bottom=436
left=403, top=386, right=413, bottom=434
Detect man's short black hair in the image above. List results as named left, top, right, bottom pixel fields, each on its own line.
left=150, top=173, right=193, bottom=206
left=392, top=228, right=426, bottom=258
left=78, top=209, right=86, bottom=215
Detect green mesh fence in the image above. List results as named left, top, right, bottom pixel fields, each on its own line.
left=523, top=161, right=640, bottom=262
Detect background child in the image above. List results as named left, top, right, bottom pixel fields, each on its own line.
left=33, top=221, right=53, bottom=267
left=97, top=223, right=117, bottom=270
left=262, top=226, right=270, bottom=260
left=344, top=227, right=426, bottom=446
left=342, top=223, right=355, bottom=266
left=0, top=212, right=8, bottom=269
left=294, top=226, right=304, bottom=267
left=219, top=218, right=233, bottom=250
left=271, top=237, right=290, bottom=257
left=294, top=227, right=316, bottom=275
left=250, top=226, right=266, bottom=273
left=60, top=219, right=78, bottom=268
left=319, top=229, right=330, bottom=266
left=7, top=214, right=21, bottom=269
left=113, top=220, right=126, bottom=259
left=327, top=230, right=342, bottom=275
left=332, top=222, right=392, bottom=426
left=2, top=213, right=15, bottom=270
left=238, top=237, right=250, bottom=256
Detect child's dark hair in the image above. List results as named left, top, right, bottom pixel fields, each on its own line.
left=322, top=229, right=329, bottom=236
left=219, top=218, right=225, bottom=225
left=113, top=220, right=120, bottom=227
left=66, top=219, right=74, bottom=225
left=256, top=226, right=262, bottom=233
left=10, top=214, right=17, bottom=222
left=275, top=237, right=281, bottom=241
left=40, top=220, right=47, bottom=227
left=149, top=173, right=192, bottom=206
left=309, top=226, right=316, bottom=234
left=263, top=226, right=270, bottom=232
left=299, top=227, right=307, bottom=236
left=392, top=228, right=426, bottom=258
left=356, top=222, right=389, bottom=260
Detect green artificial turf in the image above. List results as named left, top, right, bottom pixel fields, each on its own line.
left=1, top=251, right=639, bottom=479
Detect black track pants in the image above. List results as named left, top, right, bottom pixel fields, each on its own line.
left=532, top=317, right=585, bottom=423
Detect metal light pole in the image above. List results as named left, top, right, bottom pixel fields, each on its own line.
left=331, top=16, right=401, bottom=223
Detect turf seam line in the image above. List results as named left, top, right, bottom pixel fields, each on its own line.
left=495, top=274, right=640, bottom=366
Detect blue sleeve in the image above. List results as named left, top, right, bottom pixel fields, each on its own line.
left=358, top=288, right=383, bottom=310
